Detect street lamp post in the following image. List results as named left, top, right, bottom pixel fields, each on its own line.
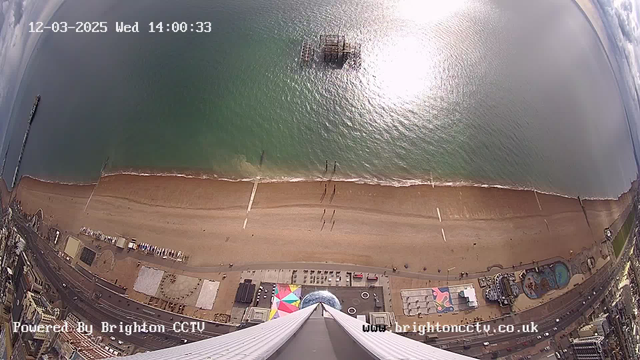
left=447, top=267, right=456, bottom=284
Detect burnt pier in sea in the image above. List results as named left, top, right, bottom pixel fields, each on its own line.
left=300, top=34, right=361, bottom=69
left=11, top=95, right=40, bottom=188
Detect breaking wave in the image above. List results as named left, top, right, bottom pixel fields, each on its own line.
left=16, top=169, right=621, bottom=201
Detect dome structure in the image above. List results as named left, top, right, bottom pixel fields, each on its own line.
left=300, top=290, right=342, bottom=310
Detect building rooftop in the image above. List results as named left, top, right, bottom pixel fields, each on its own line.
left=369, top=312, right=395, bottom=327
left=27, top=292, right=53, bottom=316
left=235, top=281, right=255, bottom=303
left=573, top=335, right=605, bottom=343
left=52, top=320, right=112, bottom=359
left=244, top=307, right=270, bottom=323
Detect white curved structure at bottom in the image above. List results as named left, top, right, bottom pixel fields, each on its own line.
left=112, top=303, right=473, bottom=360
left=323, top=305, right=472, bottom=360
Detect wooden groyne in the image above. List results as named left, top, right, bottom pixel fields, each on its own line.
left=12, top=95, right=40, bottom=188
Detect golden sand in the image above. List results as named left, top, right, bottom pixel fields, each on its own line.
left=13, top=175, right=632, bottom=273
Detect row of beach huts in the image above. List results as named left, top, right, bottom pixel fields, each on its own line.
left=80, top=226, right=188, bottom=262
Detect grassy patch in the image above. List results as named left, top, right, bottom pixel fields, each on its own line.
left=613, top=209, right=635, bottom=257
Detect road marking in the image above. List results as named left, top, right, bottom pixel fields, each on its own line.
left=534, top=190, right=542, bottom=211
left=437, top=207, right=442, bottom=222
left=243, top=179, right=259, bottom=229
left=441, top=228, right=447, bottom=242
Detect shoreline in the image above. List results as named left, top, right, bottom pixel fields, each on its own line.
left=18, top=171, right=628, bottom=201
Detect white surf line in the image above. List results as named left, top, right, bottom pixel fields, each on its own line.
left=436, top=207, right=442, bottom=222
left=243, top=179, right=259, bottom=229
left=533, top=190, right=542, bottom=211
left=441, top=228, right=447, bottom=242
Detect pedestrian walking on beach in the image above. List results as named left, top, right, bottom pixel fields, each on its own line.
left=331, top=220, right=335, bottom=231
left=333, top=161, right=337, bottom=173
left=331, top=209, right=335, bottom=221
left=325, top=160, right=328, bottom=173
left=321, top=220, right=326, bottom=231
left=322, top=209, right=326, bottom=220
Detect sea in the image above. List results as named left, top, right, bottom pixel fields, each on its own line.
left=1, top=0, right=638, bottom=199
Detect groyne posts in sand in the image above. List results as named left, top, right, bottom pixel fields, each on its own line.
left=320, top=161, right=340, bottom=230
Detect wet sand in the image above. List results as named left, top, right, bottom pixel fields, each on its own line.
left=0, top=179, right=8, bottom=208
left=12, top=175, right=633, bottom=273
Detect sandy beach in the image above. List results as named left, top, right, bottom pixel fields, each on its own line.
left=13, top=175, right=633, bottom=273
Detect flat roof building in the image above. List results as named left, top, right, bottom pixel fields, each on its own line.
left=368, top=312, right=396, bottom=328
left=572, top=336, right=606, bottom=360
left=590, top=314, right=610, bottom=336
left=235, top=280, right=256, bottom=304
left=578, top=324, right=597, bottom=337
left=243, top=307, right=270, bottom=324
left=459, top=288, right=478, bottom=308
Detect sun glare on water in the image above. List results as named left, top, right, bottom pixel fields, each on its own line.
left=364, top=35, right=433, bottom=106
left=396, top=0, right=468, bottom=24
left=362, top=0, right=468, bottom=108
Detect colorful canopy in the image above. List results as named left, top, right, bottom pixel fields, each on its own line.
left=269, top=284, right=302, bottom=320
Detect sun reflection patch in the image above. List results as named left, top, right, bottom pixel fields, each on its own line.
left=396, top=0, right=467, bottom=24
left=364, top=35, right=435, bottom=107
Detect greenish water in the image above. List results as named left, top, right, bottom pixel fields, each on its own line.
left=2, top=0, right=638, bottom=198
